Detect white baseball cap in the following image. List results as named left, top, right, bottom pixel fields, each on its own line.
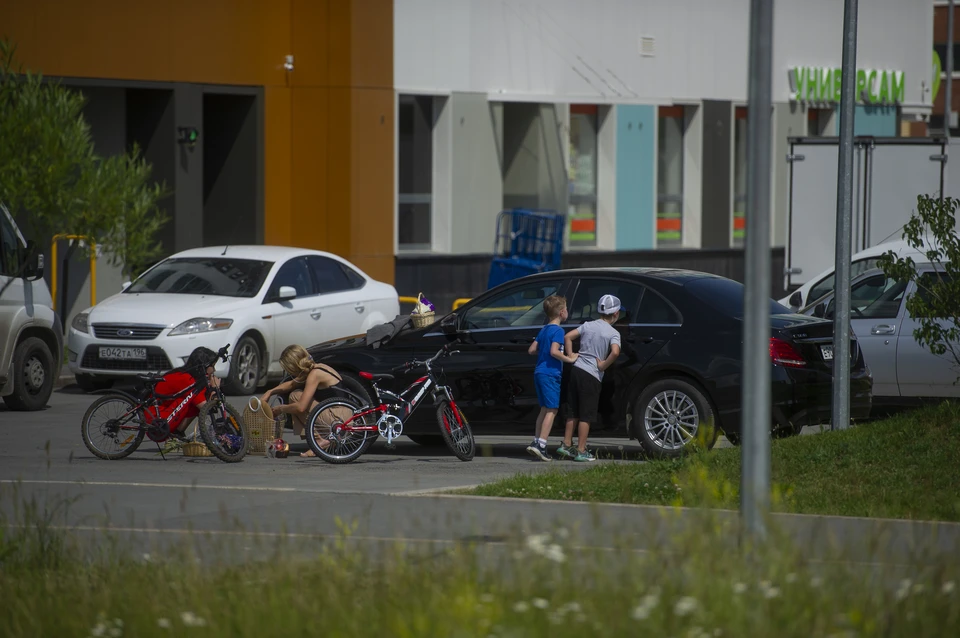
left=598, top=294, right=622, bottom=315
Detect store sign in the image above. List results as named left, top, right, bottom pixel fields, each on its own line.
left=788, top=67, right=905, bottom=105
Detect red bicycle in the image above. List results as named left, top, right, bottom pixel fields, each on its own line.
left=305, top=342, right=475, bottom=463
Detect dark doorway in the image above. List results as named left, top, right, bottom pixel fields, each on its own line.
left=202, top=93, right=257, bottom=247
left=126, top=88, right=175, bottom=259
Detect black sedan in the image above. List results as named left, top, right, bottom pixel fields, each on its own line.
left=308, top=268, right=873, bottom=458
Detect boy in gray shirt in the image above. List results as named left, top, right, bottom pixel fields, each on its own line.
left=558, top=294, right=622, bottom=461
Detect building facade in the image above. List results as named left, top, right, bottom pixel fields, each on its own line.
left=395, top=0, right=935, bottom=258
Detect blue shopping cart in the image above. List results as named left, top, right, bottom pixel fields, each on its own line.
left=487, top=208, right=566, bottom=290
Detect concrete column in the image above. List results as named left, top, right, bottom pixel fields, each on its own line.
left=681, top=105, right=703, bottom=248
left=595, top=105, right=617, bottom=250
left=699, top=100, right=732, bottom=249
left=772, top=103, right=806, bottom=248
left=432, top=96, right=453, bottom=254
left=174, top=83, right=204, bottom=252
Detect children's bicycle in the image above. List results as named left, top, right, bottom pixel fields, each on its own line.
left=305, top=342, right=475, bottom=463
left=80, top=345, right=249, bottom=463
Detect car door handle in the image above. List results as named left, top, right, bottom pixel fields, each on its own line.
left=871, top=324, right=895, bottom=335
left=355, top=304, right=365, bottom=314
left=310, top=310, right=322, bottom=320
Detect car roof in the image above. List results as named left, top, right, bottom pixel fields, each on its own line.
left=165, top=245, right=341, bottom=262
left=523, top=266, right=722, bottom=285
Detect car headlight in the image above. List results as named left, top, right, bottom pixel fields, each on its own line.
left=168, top=318, right=234, bottom=336
left=71, top=311, right=90, bottom=334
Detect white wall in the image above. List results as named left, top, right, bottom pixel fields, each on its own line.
left=395, top=0, right=933, bottom=107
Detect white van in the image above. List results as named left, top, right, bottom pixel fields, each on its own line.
left=0, top=204, right=62, bottom=411
left=780, top=238, right=928, bottom=312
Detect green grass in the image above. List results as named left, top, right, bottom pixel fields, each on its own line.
left=2, top=489, right=959, bottom=637
left=470, top=402, right=960, bottom=522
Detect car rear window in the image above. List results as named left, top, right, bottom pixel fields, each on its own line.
left=685, top=278, right=792, bottom=319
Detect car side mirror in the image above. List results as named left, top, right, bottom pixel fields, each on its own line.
left=20, top=241, right=44, bottom=281
left=121, top=281, right=132, bottom=291
left=440, top=313, right=460, bottom=335
left=789, top=291, right=802, bottom=308
left=278, top=286, right=297, bottom=300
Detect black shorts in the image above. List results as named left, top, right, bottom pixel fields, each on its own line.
left=566, top=366, right=602, bottom=424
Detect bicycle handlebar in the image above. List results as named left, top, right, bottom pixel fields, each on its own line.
left=391, top=340, right=460, bottom=374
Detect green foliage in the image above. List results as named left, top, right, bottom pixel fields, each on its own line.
left=0, top=39, right=167, bottom=281
left=877, top=194, right=960, bottom=376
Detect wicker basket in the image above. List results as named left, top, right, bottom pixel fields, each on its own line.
left=244, top=397, right=280, bottom=455
left=410, top=292, right=436, bottom=328
left=181, top=422, right=214, bottom=457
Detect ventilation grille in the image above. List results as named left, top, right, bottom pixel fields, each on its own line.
left=639, top=35, right=656, bottom=57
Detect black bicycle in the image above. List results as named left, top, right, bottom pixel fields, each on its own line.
left=80, top=345, right=249, bottom=463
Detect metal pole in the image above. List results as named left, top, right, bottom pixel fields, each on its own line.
left=741, top=0, right=774, bottom=542
left=832, top=0, right=858, bottom=431
left=947, top=0, right=954, bottom=141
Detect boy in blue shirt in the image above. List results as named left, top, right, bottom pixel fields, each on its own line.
left=526, top=295, right=578, bottom=461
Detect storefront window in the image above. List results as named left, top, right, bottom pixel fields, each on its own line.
left=733, top=107, right=747, bottom=247
left=568, top=105, right=598, bottom=247
left=657, top=106, right=685, bottom=247
left=398, top=95, right=433, bottom=249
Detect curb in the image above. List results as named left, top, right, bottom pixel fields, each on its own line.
left=55, top=374, right=76, bottom=389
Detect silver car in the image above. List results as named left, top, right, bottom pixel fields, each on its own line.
left=799, top=264, right=959, bottom=401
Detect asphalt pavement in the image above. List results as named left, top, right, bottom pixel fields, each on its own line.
left=2, top=384, right=958, bottom=569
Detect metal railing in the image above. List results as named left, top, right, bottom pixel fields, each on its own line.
left=50, top=234, right=97, bottom=312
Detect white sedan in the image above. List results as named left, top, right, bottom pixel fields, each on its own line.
left=66, top=245, right=399, bottom=394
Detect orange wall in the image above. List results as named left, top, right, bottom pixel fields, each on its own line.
left=0, top=0, right=395, bottom=284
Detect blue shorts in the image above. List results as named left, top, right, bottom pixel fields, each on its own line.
left=534, top=372, right=561, bottom=409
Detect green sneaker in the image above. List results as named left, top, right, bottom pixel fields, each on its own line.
left=556, top=444, right=576, bottom=459
left=573, top=449, right=596, bottom=462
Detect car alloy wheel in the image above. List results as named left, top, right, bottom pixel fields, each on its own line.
left=643, top=389, right=699, bottom=451
left=236, top=341, right=260, bottom=391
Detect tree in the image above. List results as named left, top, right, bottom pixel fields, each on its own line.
left=0, top=39, right=167, bottom=297
left=877, top=194, right=960, bottom=378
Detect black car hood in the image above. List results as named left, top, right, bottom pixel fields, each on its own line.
left=311, top=334, right=368, bottom=353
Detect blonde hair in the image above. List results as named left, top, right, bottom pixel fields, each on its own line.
left=279, top=344, right=314, bottom=382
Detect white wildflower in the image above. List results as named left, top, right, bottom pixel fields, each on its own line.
left=810, top=576, right=823, bottom=588
left=733, top=582, right=747, bottom=594
left=763, top=586, right=780, bottom=600
left=911, top=583, right=925, bottom=595
left=157, top=618, right=171, bottom=630
left=513, top=601, right=529, bottom=613
left=674, top=596, right=699, bottom=617
left=575, top=613, right=587, bottom=623
left=480, top=593, right=495, bottom=604
left=543, top=544, right=567, bottom=563
left=180, top=611, right=207, bottom=628
left=942, top=581, right=956, bottom=595
left=90, top=624, right=106, bottom=638
left=533, top=598, right=549, bottom=609
left=631, top=605, right=651, bottom=621
left=895, top=579, right=912, bottom=602
left=556, top=527, right=570, bottom=539
left=558, top=602, right=582, bottom=615
left=526, top=534, right=549, bottom=553
left=142, top=553, right=152, bottom=562
left=785, top=573, right=798, bottom=583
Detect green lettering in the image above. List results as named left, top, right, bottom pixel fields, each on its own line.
left=892, top=71, right=905, bottom=103
left=878, top=70, right=890, bottom=103
left=793, top=67, right=805, bottom=100
left=867, top=69, right=878, bottom=103
left=806, top=66, right=819, bottom=101
left=819, top=68, right=832, bottom=103
left=834, top=68, right=842, bottom=102
left=856, top=70, right=867, bottom=102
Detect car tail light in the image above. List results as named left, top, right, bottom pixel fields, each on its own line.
left=769, top=337, right=806, bottom=368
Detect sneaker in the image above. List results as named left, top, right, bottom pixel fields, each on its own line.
left=556, top=444, right=576, bottom=460
left=528, top=442, right=552, bottom=462
left=573, top=449, right=596, bottom=462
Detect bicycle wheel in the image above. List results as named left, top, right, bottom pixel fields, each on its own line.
left=198, top=400, right=248, bottom=463
left=81, top=392, right=145, bottom=460
left=436, top=400, right=475, bottom=461
left=306, top=397, right=376, bottom=464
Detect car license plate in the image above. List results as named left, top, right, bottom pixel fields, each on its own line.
left=99, top=347, right=147, bottom=361
left=820, top=345, right=834, bottom=361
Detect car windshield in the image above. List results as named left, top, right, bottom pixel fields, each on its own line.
left=685, top=278, right=792, bottom=319
left=125, top=257, right=273, bottom=298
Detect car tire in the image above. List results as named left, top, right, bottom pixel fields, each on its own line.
left=224, top=336, right=261, bottom=396
left=76, top=374, right=115, bottom=393
left=2, top=337, right=56, bottom=412
left=632, top=377, right=718, bottom=459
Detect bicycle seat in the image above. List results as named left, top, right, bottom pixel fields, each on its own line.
left=359, top=372, right=394, bottom=382
left=136, top=373, right=164, bottom=383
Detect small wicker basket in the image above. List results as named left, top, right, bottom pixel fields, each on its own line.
left=244, top=397, right=280, bottom=455
left=181, top=422, right=213, bottom=457
left=410, top=292, right=436, bottom=329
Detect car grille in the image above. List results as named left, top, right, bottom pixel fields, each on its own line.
left=92, top=324, right=166, bottom=340
left=81, top=346, right=172, bottom=371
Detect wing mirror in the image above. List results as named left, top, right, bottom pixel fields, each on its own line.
left=440, top=313, right=460, bottom=335
left=21, top=240, right=44, bottom=281
left=789, top=291, right=802, bottom=308
left=278, top=286, right=297, bottom=300
left=813, top=302, right=826, bottom=318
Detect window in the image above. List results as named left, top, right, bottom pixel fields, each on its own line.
left=307, top=256, right=360, bottom=294
left=686, top=278, right=791, bottom=318
left=461, top=280, right=563, bottom=330
left=125, top=257, right=273, bottom=297
left=913, top=271, right=954, bottom=317
left=0, top=208, right=21, bottom=277
left=732, top=108, right=747, bottom=247
left=657, top=106, right=685, bottom=247
left=807, top=258, right=881, bottom=306
left=341, top=263, right=366, bottom=289
left=850, top=279, right=907, bottom=319
left=637, top=288, right=682, bottom=325
left=568, top=105, right=599, bottom=248
left=266, top=257, right=315, bottom=300
left=568, top=279, right=643, bottom=325
left=398, top=95, right=434, bottom=249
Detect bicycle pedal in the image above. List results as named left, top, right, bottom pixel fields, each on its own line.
left=385, top=442, right=397, bottom=450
